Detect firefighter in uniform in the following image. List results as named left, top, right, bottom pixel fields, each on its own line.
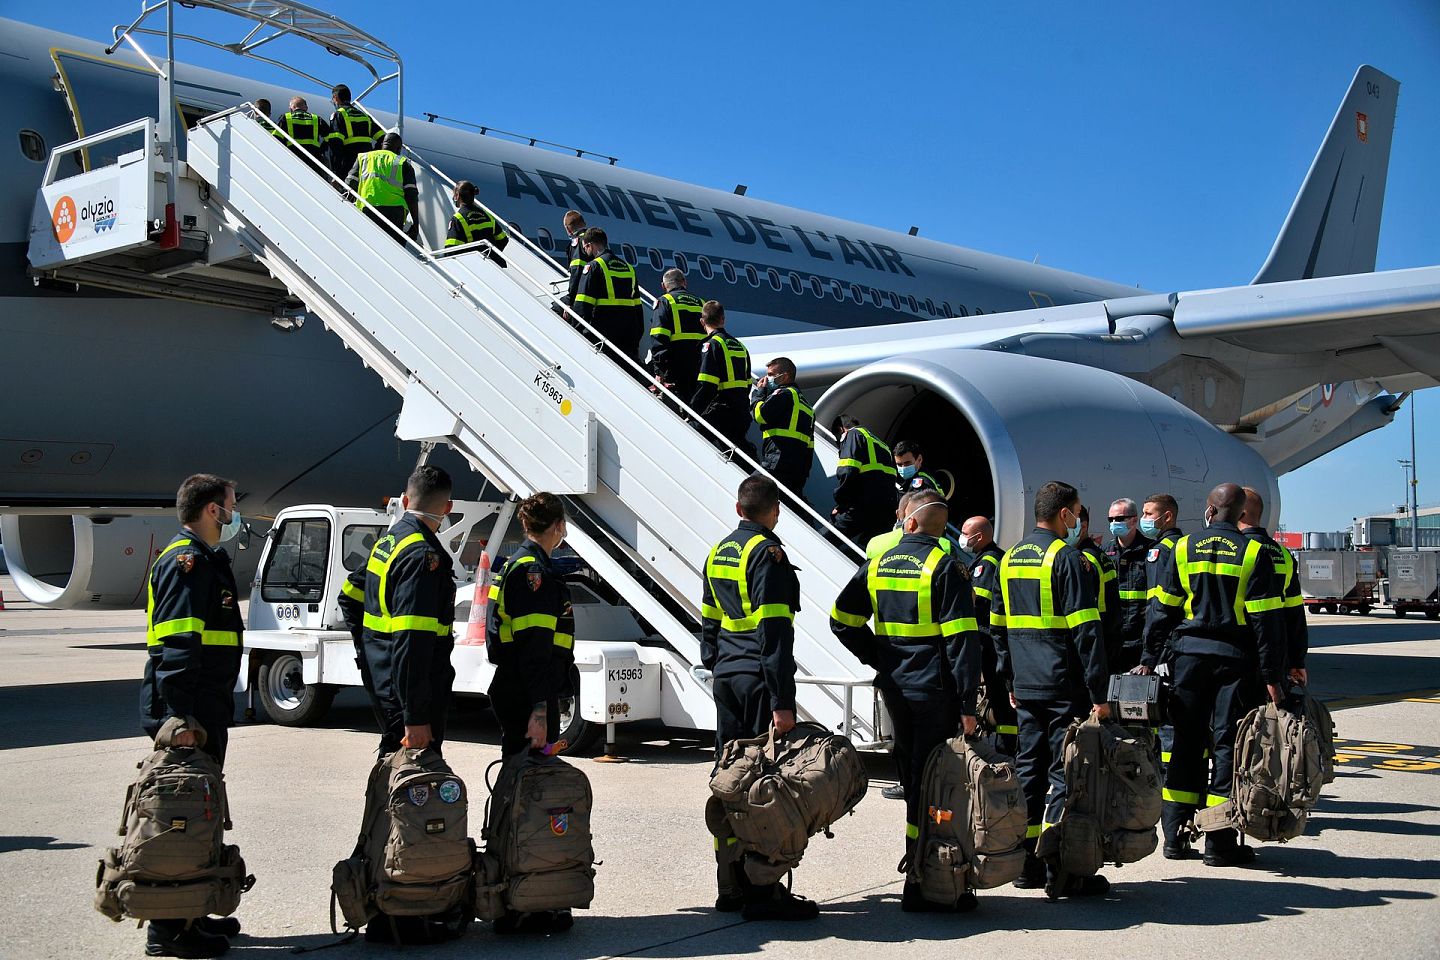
left=574, top=226, right=645, bottom=364
left=1136, top=482, right=1287, bottom=867
left=445, top=180, right=510, bottom=265
left=989, top=481, right=1111, bottom=898
left=338, top=466, right=457, bottom=755
left=893, top=440, right=943, bottom=497
left=750, top=356, right=814, bottom=497
left=831, top=415, right=900, bottom=546
left=831, top=489, right=983, bottom=912
left=346, top=132, right=420, bottom=240
left=691, top=301, right=756, bottom=456
left=1139, top=492, right=1184, bottom=769
left=276, top=95, right=330, bottom=165
left=560, top=210, right=587, bottom=309
left=1239, top=486, right=1309, bottom=685
left=325, top=83, right=382, bottom=179
left=140, top=473, right=245, bottom=957
left=961, top=515, right=1019, bottom=757
left=700, top=475, right=817, bottom=922
left=1103, top=497, right=1153, bottom=672
left=1077, top=506, right=1122, bottom=666
left=649, top=268, right=706, bottom=393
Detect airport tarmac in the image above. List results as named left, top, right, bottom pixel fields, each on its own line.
left=1, top=574, right=1438, bottom=960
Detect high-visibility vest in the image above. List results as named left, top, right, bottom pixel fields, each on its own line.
left=280, top=111, right=322, bottom=148
left=837, top=427, right=896, bottom=476
left=329, top=105, right=378, bottom=146
left=146, top=538, right=240, bottom=648
left=574, top=255, right=642, bottom=310
left=446, top=205, right=509, bottom=247
left=697, top=333, right=752, bottom=394
left=830, top=544, right=976, bottom=640
left=354, top=150, right=408, bottom=209
left=361, top=531, right=451, bottom=637
left=702, top=533, right=795, bottom=633
left=865, top=527, right=953, bottom=561
left=650, top=292, right=706, bottom=342
left=996, top=538, right=1101, bottom=632
left=754, top=385, right=815, bottom=448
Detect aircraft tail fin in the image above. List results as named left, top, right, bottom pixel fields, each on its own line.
left=1251, top=65, right=1398, bottom=284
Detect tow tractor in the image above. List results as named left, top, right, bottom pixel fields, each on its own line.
left=240, top=498, right=713, bottom=756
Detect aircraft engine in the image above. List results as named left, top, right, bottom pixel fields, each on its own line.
left=0, top=513, right=259, bottom=609
left=814, top=350, right=1280, bottom=547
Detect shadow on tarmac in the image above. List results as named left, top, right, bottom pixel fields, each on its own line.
left=0, top=836, right=88, bottom=853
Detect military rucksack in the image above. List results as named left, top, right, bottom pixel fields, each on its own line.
left=1196, top=701, right=1325, bottom=843
left=95, top=718, right=254, bottom=923
left=1039, top=717, right=1162, bottom=880
left=907, top=736, right=1028, bottom=903
left=1301, top=688, right=1338, bottom=784
left=473, top=751, right=596, bottom=921
left=331, top=748, right=473, bottom=941
left=707, top=723, right=868, bottom=886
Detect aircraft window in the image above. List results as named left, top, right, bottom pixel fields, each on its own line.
left=261, top=517, right=331, bottom=603
left=925, top=298, right=936, bottom=315
left=941, top=301, right=952, bottom=316
left=907, top=295, right=919, bottom=312
left=622, top=242, right=638, bottom=263
left=673, top=251, right=688, bottom=274
left=767, top=267, right=782, bottom=291
left=830, top=279, right=844, bottom=300
left=537, top=227, right=554, bottom=253
left=954, top=304, right=969, bottom=316
left=869, top=288, right=882, bottom=307
left=788, top=272, right=803, bottom=295
left=974, top=307, right=984, bottom=315
left=849, top=283, right=864, bottom=303
left=649, top=247, right=665, bottom=271
left=745, top=264, right=760, bottom=287
left=699, top=255, right=714, bottom=280
left=810, top=277, right=824, bottom=298
left=340, top=525, right=385, bottom=572
left=888, top=291, right=901, bottom=309
left=723, top=260, right=737, bottom=283
left=18, top=130, right=46, bottom=163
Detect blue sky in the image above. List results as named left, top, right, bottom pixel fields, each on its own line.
left=25, top=1, right=1440, bottom=531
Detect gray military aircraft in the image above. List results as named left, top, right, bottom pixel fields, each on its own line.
left=1, top=13, right=1436, bottom=608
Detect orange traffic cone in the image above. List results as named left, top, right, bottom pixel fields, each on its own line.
left=459, top=552, right=491, bottom=645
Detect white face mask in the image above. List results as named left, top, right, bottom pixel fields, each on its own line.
left=410, top=509, right=447, bottom=524
left=958, top=535, right=976, bottom=552
left=215, top=503, right=242, bottom=542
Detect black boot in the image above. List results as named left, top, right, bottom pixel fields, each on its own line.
left=881, top=784, right=906, bottom=800
left=146, top=921, right=230, bottom=958
left=1162, top=801, right=1198, bottom=860
left=1203, top=828, right=1257, bottom=867
left=1013, top=853, right=1047, bottom=889
left=195, top=917, right=241, bottom=938
left=741, top=883, right=820, bottom=921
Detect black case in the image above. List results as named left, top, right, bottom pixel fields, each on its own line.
left=1107, top=673, right=1166, bottom=725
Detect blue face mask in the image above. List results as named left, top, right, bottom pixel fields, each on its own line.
left=1064, top=514, right=1083, bottom=546
left=897, top=464, right=918, bottom=480
left=216, top=505, right=243, bottom=542
left=1108, top=520, right=1129, bottom=538
left=767, top=374, right=780, bottom=388
left=1139, top=517, right=1160, bottom=537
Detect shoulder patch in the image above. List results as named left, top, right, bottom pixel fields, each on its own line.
left=701, top=341, right=712, bottom=352
left=526, top=567, right=543, bottom=591
left=582, top=263, right=593, bottom=275
left=767, top=544, right=786, bottom=565
left=910, top=477, right=923, bottom=488
left=426, top=550, right=442, bottom=572
left=1146, top=548, right=1160, bottom=563
left=973, top=564, right=985, bottom=579
left=175, top=551, right=196, bottom=574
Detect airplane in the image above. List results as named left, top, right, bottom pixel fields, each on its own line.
left=1, top=12, right=1436, bottom=609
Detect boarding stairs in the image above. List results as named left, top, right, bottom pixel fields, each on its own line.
left=27, top=109, right=877, bottom=742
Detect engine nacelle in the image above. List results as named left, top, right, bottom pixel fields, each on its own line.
left=0, top=514, right=257, bottom=609
left=815, top=351, right=1280, bottom=547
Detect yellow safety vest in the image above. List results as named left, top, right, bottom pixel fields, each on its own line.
left=754, top=386, right=815, bottom=448
left=354, top=150, right=408, bottom=209
left=995, top=539, right=1101, bottom=632
left=573, top=255, right=642, bottom=310
left=146, top=538, right=240, bottom=647
left=697, top=333, right=752, bottom=392
left=702, top=533, right=795, bottom=633
left=361, top=532, right=451, bottom=637
left=281, top=111, right=322, bottom=148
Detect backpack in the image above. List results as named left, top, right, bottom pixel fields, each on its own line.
left=474, top=751, right=596, bottom=920
left=707, top=723, right=868, bottom=886
left=1038, top=718, right=1162, bottom=879
left=331, top=748, right=474, bottom=940
left=95, top=718, right=254, bottom=923
left=1301, top=689, right=1337, bottom=784
left=907, top=736, right=1028, bottom=903
left=1196, top=701, right=1324, bottom=843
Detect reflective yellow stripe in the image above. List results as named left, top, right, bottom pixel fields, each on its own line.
left=1118, top=588, right=1148, bottom=601
left=150, top=617, right=206, bottom=643
left=972, top=585, right=993, bottom=600
left=706, top=534, right=791, bottom=632
left=1152, top=587, right=1186, bottom=608
left=941, top=617, right=979, bottom=636
left=553, top=632, right=574, bottom=651
left=201, top=631, right=240, bottom=646
left=1205, top=793, right=1230, bottom=807
left=830, top=606, right=868, bottom=627
left=905, top=822, right=919, bottom=839
left=701, top=602, right=723, bottom=622
left=1283, top=593, right=1305, bottom=609
left=340, top=579, right=364, bottom=602
left=510, top=613, right=560, bottom=632
left=1245, top=596, right=1285, bottom=613
left=989, top=612, right=1008, bottom=627
left=1025, top=824, right=1042, bottom=839
left=388, top=615, right=450, bottom=635
left=1065, top=608, right=1100, bottom=628
left=713, top=836, right=739, bottom=850
left=1162, top=787, right=1202, bottom=805
left=996, top=724, right=1018, bottom=735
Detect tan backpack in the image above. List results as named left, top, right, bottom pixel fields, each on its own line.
left=95, top=718, right=254, bottom=922
left=907, top=736, right=1028, bottom=903
left=1196, top=701, right=1324, bottom=843
left=1039, top=718, right=1162, bottom=879
left=707, top=723, right=868, bottom=886
left=473, top=752, right=596, bottom=920
left=331, top=748, right=474, bottom=939
left=1302, top=690, right=1338, bottom=784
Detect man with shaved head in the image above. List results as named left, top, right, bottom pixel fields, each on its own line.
left=1239, top=487, right=1309, bottom=686
left=1138, top=482, right=1286, bottom=867
left=960, top=516, right=1018, bottom=755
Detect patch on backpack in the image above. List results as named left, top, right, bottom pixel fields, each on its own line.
left=438, top=780, right=461, bottom=804
left=407, top=784, right=430, bottom=806
left=425, top=819, right=446, bottom=835
left=927, top=806, right=952, bottom=825
left=1146, top=548, right=1160, bottom=563
left=548, top=811, right=570, bottom=836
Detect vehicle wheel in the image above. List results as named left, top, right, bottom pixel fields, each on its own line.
left=257, top=651, right=335, bottom=726
left=1427, top=609, right=1440, bottom=621
left=555, top=667, right=601, bottom=756
left=1357, top=605, right=1372, bottom=616
left=1394, top=608, right=1408, bottom=618
left=1336, top=604, right=1350, bottom=615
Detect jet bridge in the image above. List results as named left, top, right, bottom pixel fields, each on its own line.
left=27, top=105, right=882, bottom=743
